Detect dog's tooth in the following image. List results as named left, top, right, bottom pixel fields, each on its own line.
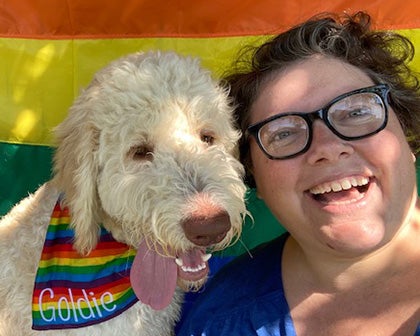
left=175, top=258, right=183, bottom=267
left=177, top=255, right=210, bottom=273
left=180, top=263, right=207, bottom=273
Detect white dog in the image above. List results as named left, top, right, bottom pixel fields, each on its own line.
left=0, top=51, right=247, bottom=335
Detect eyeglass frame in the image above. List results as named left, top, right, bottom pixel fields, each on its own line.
left=246, top=84, right=390, bottom=160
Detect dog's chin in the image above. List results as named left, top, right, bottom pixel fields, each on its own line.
left=177, top=276, right=208, bottom=292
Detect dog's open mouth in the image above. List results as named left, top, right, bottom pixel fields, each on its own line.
left=175, top=248, right=211, bottom=282
left=130, top=240, right=211, bottom=311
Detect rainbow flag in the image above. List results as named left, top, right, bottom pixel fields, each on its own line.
left=1, top=0, right=419, bottom=259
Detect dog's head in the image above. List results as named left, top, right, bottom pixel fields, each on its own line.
left=52, top=51, right=247, bottom=309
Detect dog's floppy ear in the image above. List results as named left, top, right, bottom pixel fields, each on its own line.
left=52, top=87, right=101, bottom=255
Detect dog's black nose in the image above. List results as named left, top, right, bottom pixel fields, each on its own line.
left=181, top=211, right=231, bottom=246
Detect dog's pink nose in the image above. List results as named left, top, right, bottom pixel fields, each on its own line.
left=182, top=211, right=231, bottom=246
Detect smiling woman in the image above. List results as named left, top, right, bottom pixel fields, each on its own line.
left=177, top=11, right=420, bottom=336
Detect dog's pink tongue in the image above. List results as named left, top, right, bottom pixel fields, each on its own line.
left=130, top=241, right=177, bottom=310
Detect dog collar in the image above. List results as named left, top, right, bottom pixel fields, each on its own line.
left=32, top=198, right=138, bottom=330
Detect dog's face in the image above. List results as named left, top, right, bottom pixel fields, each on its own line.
left=52, top=51, right=247, bottom=310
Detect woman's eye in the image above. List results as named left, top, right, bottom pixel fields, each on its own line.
left=267, top=129, right=294, bottom=144
left=348, top=108, right=369, bottom=117
left=334, top=107, right=377, bottom=124
left=275, top=130, right=292, bottom=140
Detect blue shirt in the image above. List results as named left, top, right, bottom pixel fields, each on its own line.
left=177, top=233, right=420, bottom=336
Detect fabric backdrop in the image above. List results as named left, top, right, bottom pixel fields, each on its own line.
left=1, top=1, right=419, bottom=258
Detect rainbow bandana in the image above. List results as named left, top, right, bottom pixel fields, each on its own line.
left=32, top=199, right=138, bottom=330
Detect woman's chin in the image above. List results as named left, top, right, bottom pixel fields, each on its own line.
left=321, top=224, right=386, bottom=256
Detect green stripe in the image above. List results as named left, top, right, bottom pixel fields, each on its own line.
left=47, top=223, right=71, bottom=232
left=0, top=142, right=53, bottom=216
left=110, top=287, right=137, bottom=307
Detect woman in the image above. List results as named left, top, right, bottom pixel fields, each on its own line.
left=177, top=12, right=420, bottom=335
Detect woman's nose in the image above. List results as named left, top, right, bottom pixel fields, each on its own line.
left=306, top=121, right=354, bottom=165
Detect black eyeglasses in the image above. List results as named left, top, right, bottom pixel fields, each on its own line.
left=247, top=84, right=390, bottom=160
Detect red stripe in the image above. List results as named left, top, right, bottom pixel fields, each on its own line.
left=39, top=248, right=131, bottom=260
left=50, top=203, right=69, bottom=218
left=1, top=0, right=420, bottom=39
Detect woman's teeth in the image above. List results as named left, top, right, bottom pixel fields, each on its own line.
left=310, top=176, right=369, bottom=195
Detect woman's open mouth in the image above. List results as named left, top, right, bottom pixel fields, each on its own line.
left=309, top=176, right=371, bottom=205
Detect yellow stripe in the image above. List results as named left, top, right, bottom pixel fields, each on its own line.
left=50, top=217, right=70, bottom=225
left=400, top=30, right=420, bottom=72
left=0, top=36, right=267, bottom=146
left=38, top=252, right=135, bottom=267
left=1, top=30, right=419, bottom=146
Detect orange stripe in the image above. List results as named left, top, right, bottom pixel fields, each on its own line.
left=1, top=0, right=420, bottom=39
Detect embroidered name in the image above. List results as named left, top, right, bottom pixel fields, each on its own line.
left=38, top=288, right=116, bottom=323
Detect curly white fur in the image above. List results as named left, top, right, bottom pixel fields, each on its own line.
left=0, top=51, right=247, bottom=335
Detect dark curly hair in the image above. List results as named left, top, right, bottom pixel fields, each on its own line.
left=224, top=11, right=420, bottom=187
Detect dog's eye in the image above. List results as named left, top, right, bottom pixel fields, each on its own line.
left=200, top=132, right=215, bottom=146
left=130, top=145, right=154, bottom=161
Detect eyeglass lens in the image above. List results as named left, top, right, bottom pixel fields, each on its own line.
left=326, top=92, right=386, bottom=138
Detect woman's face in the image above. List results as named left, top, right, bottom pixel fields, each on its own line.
left=249, top=55, right=417, bottom=256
